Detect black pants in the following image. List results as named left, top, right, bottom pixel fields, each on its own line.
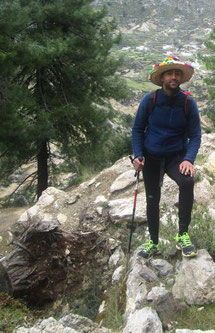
left=143, top=152, right=194, bottom=244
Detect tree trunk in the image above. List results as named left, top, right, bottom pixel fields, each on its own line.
left=37, top=139, right=49, bottom=199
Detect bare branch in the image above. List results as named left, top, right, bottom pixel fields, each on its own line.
left=9, top=171, right=37, bottom=197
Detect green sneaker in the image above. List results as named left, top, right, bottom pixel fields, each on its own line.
left=138, top=239, right=158, bottom=259
left=175, top=232, right=197, bottom=257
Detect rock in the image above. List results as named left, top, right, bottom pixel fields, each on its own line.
left=88, top=178, right=96, bottom=186
left=96, top=207, right=103, bottom=216
left=124, top=249, right=148, bottom=318
left=123, top=307, right=163, bottom=333
left=175, top=328, right=215, bottom=333
left=17, top=187, right=70, bottom=228
left=15, top=313, right=112, bottom=333
left=14, top=317, right=78, bottom=333
left=94, top=195, right=108, bottom=204
left=59, top=313, right=111, bottom=332
left=139, top=266, right=159, bottom=282
left=108, top=238, right=121, bottom=251
left=172, top=249, right=215, bottom=305
left=110, top=170, right=137, bottom=193
left=147, top=286, right=169, bottom=302
left=150, top=259, right=174, bottom=276
left=109, top=196, right=146, bottom=222
left=147, top=286, right=188, bottom=327
left=57, top=213, right=67, bottom=224
left=67, top=195, right=79, bottom=205
left=108, top=247, right=125, bottom=268
left=204, top=151, right=215, bottom=176
left=112, top=265, right=125, bottom=283
left=195, top=178, right=214, bottom=204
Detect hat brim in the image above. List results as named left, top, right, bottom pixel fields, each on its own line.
left=150, top=63, right=194, bottom=86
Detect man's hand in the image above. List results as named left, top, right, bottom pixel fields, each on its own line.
left=179, top=160, right=195, bottom=177
left=133, top=157, right=145, bottom=171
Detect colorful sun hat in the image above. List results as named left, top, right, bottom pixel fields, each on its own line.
left=148, top=56, right=195, bottom=86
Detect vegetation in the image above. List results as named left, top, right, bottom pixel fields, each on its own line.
left=202, top=28, right=215, bottom=125
left=191, top=203, right=215, bottom=258
left=0, top=0, right=127, bottom=199
left=157, top=203, right=215, bottom=260
left=101, top=282, right=126, bottom=331
left=176, top=303, right=215, bottom=331
left=0, top=293, right=39, bottom=333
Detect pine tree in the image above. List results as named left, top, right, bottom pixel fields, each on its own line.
left=0, top=0, right=126, bottom=199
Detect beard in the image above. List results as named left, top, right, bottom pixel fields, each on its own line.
left=163, top=81, right=180, bottom=93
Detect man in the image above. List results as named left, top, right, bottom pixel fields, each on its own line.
left=132, top=56, right=201, bottom=258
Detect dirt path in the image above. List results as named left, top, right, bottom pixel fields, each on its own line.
left=0, top=206, right=29, bottom=233
left=0, top=206, right=30, bottom=257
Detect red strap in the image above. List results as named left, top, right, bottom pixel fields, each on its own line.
left=183, top=91, right=191, bottom=96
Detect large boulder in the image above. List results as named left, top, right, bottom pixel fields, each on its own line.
left=195, top=178, right=214, bottom=205
left=110, top=170, right=137, bottom=193
left=124, top=249, right=148, bottom=318
left=175, top=328, right=215, bottom=333
left=17, top=187, right=70, bottom=228
left=123, top=307, right=163, bottom=333
left=109, top=196, right=146, bottom=222
left=204, top=151, right=215, bottom=177
left=172, top=249, right=215, bottom=305
left=14, top=313, right=112, bottom=333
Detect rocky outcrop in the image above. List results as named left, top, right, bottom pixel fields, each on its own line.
left=14, top=313, right=112, bottom=333
left=175, top=329, right=215, bottom=333
left=2, top=133, right=215, bottom=333
left=123, top=307, right=163, bottom=333
left=172, top=249, right=215, bottom=305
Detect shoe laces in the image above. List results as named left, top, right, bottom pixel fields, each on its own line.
left=176, top=232, right=192, bottom=247
left=144, top=239, right=156, bottom=251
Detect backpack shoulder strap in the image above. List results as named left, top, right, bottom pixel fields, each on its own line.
left=147, top=89, right=159, bottom=116
left=182, top=91, right=193, bottom=118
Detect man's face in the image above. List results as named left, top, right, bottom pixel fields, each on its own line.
left=161, top=69, right=183, bottom=90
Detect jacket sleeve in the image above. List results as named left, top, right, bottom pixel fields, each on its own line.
left=132, top=93, right=151, bottom=158
left=184, top=98, right=201, bottom=164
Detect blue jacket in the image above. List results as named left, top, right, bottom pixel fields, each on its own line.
left=132, top=88, right=201, bottom=164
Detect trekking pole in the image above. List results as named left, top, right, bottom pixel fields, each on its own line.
left=128, top=156, right=143, bottom=254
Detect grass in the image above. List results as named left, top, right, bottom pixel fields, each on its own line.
left=125, top=77, right=157, bottom=91
left=157, top=202, right=215, bottom=260
left=204, top=168, right=215, bottom=185
left=194, top=169, right=202, bottom=183
left=101, top=281, right=126, bottom=331
left=175, top=303, right=215, bottom=331
left=190, top=203, right=215, bottom=258
left=158, top=203, right=215, bottom=259
left=195, top=153, right=207, bottom=165
left=0, top=293, right=40, bottom=333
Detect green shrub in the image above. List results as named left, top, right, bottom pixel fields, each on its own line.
left=190, top=203, right=215, bottom=258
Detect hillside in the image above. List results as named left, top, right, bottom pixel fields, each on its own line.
left=93, top=0, right=215, bottom=126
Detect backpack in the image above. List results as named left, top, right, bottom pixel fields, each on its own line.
left=146, top=89, right=192, bottom=119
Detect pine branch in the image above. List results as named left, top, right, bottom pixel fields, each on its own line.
left=9, top=171, right=37, bottom=197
